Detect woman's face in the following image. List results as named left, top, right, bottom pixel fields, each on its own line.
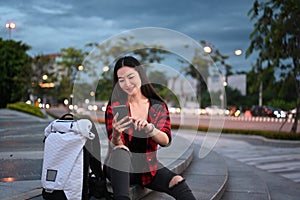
left=117, top=66, right=142, bottom=96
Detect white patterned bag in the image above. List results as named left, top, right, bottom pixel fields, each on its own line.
left=41, top=114, right=94, bottom=200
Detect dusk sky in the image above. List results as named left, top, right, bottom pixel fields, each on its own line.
left=0, top=0, right=257, bottom=72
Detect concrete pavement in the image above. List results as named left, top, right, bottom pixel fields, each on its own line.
left=1, top=108, right=300, bottom=199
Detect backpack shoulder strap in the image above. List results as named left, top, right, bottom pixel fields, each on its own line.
left=59, top=113, right=74, bottom=120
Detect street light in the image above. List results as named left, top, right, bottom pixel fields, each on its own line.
left=78, top=65, right=84, bottom=71
left=103, top=66, right=110, bottom=72
left=6, top=22, right=16, bottom=39
left=203, top=46, right=212, bottom=54
left=42, top=74, right=48, bottom=80
left=234, top=49, right=243, bottom=56
left=204, top=45, right=239, bottom=108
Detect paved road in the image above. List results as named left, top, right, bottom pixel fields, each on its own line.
left=167, top=129, right=300, bottom=182
left=212, top=134, right=300, bottom=183
left=0, top=109, right=50, bottom=183
left=177, top=131, right=300, bottom=183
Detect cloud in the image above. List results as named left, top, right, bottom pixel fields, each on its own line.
left=32, top=4, right=71, bottom=15
left=23, top=15, right=122, bottom=55
left=29, top=0, right=73, bottom=15
left=0, top=0, right=256, bottom=71
left=0, top=6, right=27, bottom=23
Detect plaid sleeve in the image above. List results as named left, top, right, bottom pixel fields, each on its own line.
left=105, top=102, right=126, bottom=144
left=158, top=103, right=172, bottom=144
left=150, top=102, right=172, bottom=146
left=105, top=104, right=114, bottom=140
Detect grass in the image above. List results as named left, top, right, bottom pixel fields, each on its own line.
left=220, top=127, right=300, bottom=140
left=6, top=102, right=46, bottom=118
left=171, top=124, right=300, bottom=141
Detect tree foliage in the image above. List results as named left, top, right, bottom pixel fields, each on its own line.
left=31, top=54, right=58, bottom=104
left=247, top=0, right=300, bottom=132
left=57, top=47, right=86, bottom=103
left=85, top=37, right=169, bottom=102
left=184, top=40, right=233, bottom=108
left=0, top=39, right=32, bottom=108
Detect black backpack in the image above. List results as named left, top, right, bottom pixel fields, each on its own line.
left=42, top=113, right=112, bottom=200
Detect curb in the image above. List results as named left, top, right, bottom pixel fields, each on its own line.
left=4, top=188, right=42, bottom=200
left=210, top=151, right=228, bottom=200
left=220, top=133, right=300, bottom=147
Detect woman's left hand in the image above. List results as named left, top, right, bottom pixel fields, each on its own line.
left=130, top=117, right=153, bottom=133
left=130, top=117, right=169, bottom=145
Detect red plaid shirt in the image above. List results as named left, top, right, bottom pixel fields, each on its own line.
left=105, top=98, right=172, bottom=186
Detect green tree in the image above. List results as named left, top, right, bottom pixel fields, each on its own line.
left=85, top=37, right=169, bottom=102
left=31, top=54, right=58, bottom=104
left=276, top=72, right=297, bottom=105
left=184, top=45, right=209, bottom=108
left=57, top=47, right=86, bottom=103
left=247, top=0, right=300, bottom=132
left=185, top=40, right=233, bottom=108
left=0, top=39, right=32, bottom=108
left=86, top=37, right=168, bottom=67
left=148, top=70, right=171, bottom=101
left=246, top=68, right=263, bottom=107
left=201, top=41, right=233, bottom=77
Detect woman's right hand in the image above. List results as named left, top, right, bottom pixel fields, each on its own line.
left=112, top=113, right=132, bottom=137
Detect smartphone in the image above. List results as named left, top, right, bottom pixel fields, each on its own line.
left=112, top=105, right=129, bottom=121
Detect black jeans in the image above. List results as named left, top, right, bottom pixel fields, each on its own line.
left=104, top=147, right=196, bottom=200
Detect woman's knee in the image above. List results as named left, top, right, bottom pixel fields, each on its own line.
left=169, top=175, right=184, bottom=188
left=112, top=144, right=130, bottom=152
left=108, top=146, right=131, bottom=172
left=168, top=176, right=196, bottom=199
left=111, top=145, right=130, bottom=159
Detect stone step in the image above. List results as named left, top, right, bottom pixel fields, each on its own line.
left=141, top=148, right=229, bottom=200
left=16, top=136, right=194, bottom=200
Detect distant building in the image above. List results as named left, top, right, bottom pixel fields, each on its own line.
left=207, top=74, right=223, bottom=92
left=167, top=77, right=198, bottom=108
left=227, top=74, right=247, bottom=96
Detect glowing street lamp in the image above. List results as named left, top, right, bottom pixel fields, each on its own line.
left=234, top=49, right=243, bottom=56
left=203, top=46, right=212, bottom=54
left=42, top=74, right=48, bottom=80
left=6, top=22, right=16, bottom=39
left=90, top=91, right=95, bottom=97
left=103, top=66, right=109, bottom=72
left=78, top=65, right=84, bottom=71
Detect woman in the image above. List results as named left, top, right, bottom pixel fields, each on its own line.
left=104, top=56, right=196, bottom=200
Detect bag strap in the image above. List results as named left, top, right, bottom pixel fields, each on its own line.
left=59, top=113, right=74, bottom=120
left=43, top=113, right=74, bottom=143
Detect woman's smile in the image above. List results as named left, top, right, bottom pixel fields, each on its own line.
left=125, top=86, right=135, bottom=94
left=117, top=66, right=142, bottom=95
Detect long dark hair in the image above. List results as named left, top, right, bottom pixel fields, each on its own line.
left=109, top=56, right=164, bottom=104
